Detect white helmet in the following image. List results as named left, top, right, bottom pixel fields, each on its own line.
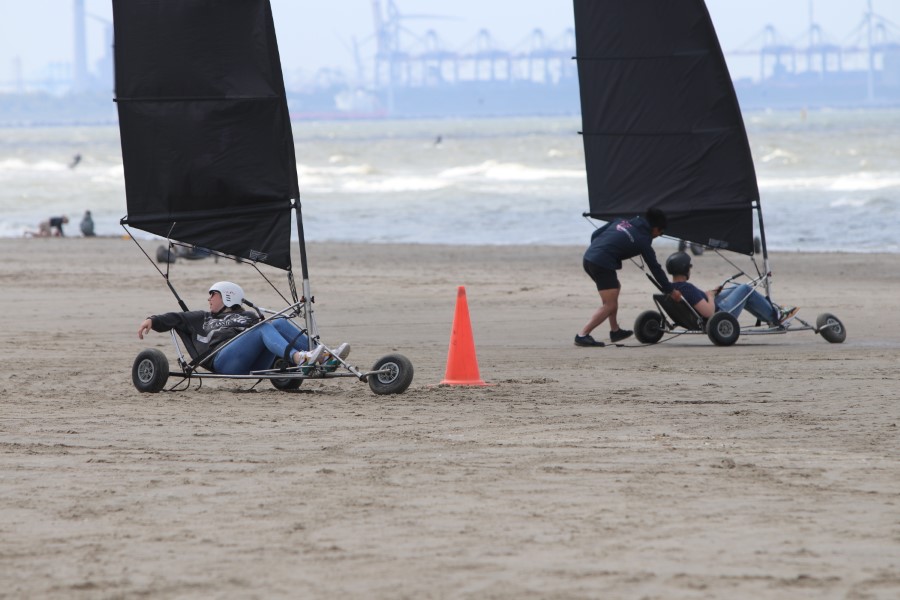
left=208, top=281, right=244, bottom=308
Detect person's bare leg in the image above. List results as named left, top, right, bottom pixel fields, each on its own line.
left=579, top=288, right=619, bottom=336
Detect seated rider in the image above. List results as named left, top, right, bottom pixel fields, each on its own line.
left=136, top=281, right=349, bottom=374
left=665, top=252, right=799, bottom=326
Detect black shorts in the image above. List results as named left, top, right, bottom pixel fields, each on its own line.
left=583, top=259, right=620, bottom=291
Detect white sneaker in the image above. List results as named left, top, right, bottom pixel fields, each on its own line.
left=327, top=343, right=351, bottom=363
left=323, top=343, right=351, bottom=371
left=294, top=344, right=325, bottom=366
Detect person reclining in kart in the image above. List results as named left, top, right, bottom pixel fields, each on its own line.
left=136, top=281, right=348, bottom=373
left=665, top=252, right=799, bottom=326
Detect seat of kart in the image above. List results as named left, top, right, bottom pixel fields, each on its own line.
left=646, top=274, right=706, bottom=331
left=654, top=293, right=705, bottom=331
left=174, top=329, right=217, bottom=371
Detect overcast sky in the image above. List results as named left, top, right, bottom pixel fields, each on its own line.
left=2, top=0, right=899, bottom=86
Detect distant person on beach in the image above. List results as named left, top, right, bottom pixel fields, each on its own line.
left=137, top=281, right=349, bottom=374
left=576, top=208, right=681, bottom=347
left=665, top=251, right=799, bottom=326
left=80, top=211, right=95, bottom=237
left=26, top=215, right=69, bottom=237
left=69, top=154, right=82, bottom=169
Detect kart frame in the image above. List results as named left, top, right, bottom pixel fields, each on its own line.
left=632, top=257, right=847, bottom=346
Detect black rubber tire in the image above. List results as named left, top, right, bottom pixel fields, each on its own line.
left=270, top=357, right=303, bottom=390
left=155, top=245, right=176, bottom=264
left=707, top=311, right=740, bottom=346
left=634, top=310, right=665, bottom=344
left=678, top=240, right=705, bottom=256
left=132, top=348, right=170, bottom=393
left=816, top=313, right=847, bottom=343
left=368, top=354, right=414, bottom=395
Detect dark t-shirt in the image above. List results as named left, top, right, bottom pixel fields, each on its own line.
left=672, top=281, right=707, bottom=307
left=49, top=216, right=66, bottom=235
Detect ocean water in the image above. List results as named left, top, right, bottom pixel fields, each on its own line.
left=1, top=111, right=899, bottom=252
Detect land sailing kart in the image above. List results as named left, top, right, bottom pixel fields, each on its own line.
left=114, top=0, right=413, bottom=395
left=128, top=265, right=414, bottom=396
left=572, top=0, right=848, bottom=349
left=631, top=266, right=846, bottom=347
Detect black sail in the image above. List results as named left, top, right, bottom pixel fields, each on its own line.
left=113, top=0, right=299, bottom=269
left=573, top=0, right=758, bottom=255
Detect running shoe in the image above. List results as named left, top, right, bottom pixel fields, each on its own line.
left=295, top=344, right=325, bottom=366
left=575, top=334, right=605, bottom=347
left=777, top=306, right=799, bottom=325
left=610, top=329, right=633, bottom=342
left=323, top=343, right=351, bottom=370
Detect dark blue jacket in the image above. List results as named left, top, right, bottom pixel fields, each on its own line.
left=583, top=216, right=672, bottom=293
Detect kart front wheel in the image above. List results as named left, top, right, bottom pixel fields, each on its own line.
left=132, top=348, right=170, bottom=393
left=817, top=313, right=846, bottom=343
left=707, top=312, right=740, bottom=346
left=368, top=354, right=414, bottom=395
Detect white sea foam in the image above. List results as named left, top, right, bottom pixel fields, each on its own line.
left=759, top=149, right=799, bottom=164
left=340, top=176, right=449, bottom=193
left=758, top=172, right=900, bottom=192
left=438, top=160, right=583, bottom=181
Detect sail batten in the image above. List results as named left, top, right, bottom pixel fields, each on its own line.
left=573, top=0, right=759, bottom=255
left=113, top=0, right=299, bottom=269
left=583, top=127, right=741, bottom=136
left=116, top=96, right=282, bottom=102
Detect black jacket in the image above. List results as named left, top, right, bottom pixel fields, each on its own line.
left=583, top=216, right=672, bottom=292
left=149, top=309, right=259, bottom=360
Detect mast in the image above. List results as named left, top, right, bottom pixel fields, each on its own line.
left=294, top=203, right=319, bottom=342
left=755, top=200, right=772, bottom=298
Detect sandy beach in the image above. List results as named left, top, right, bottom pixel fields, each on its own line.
left=1, top=237, right=898, bottom=599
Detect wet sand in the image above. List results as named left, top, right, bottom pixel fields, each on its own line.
left=2, top=238, right=899, bottom=599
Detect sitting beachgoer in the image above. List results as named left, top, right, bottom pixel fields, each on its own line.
left=80, top=211, right=96, bottom=237
left=136, top=281, right=349, bottom=374
left=665, top=251, right=799, bottom=326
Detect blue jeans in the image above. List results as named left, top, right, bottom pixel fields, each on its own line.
left=715, top=284, right=778, bottom=323
left=213, top=318, right=310, bottom=374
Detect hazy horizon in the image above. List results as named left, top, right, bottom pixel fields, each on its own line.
left=2, top=0, right=900, bottom=92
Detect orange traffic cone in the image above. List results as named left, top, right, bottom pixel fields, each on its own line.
left=440, top=286, right=488, bottom=386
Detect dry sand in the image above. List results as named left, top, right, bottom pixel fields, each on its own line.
left=1, top=237, right=899, bottom=599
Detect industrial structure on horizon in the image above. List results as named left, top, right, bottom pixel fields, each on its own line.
left=3, top=0, right=900, bottom=123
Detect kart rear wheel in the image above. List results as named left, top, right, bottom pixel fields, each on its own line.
left=816, top=313, right=846, bottom=343
left=270, top=357, right=303, bottom=390
left=132, top=348, right=170, bottom=393
left=368, top=353, right=414, bottom=395
left=634, top=310, right=665, bottom=344
left=707, top=311, right=740, bottom=346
